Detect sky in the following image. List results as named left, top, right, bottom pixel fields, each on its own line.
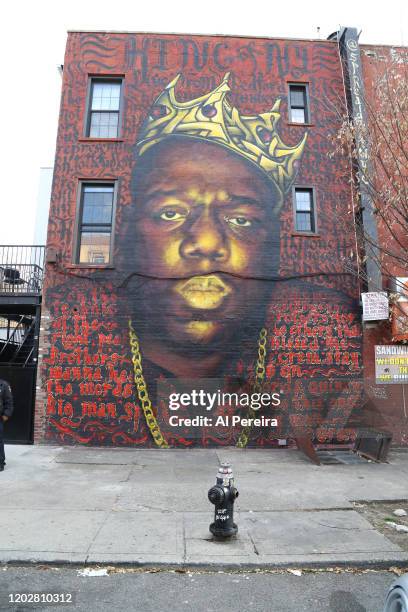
left=1, top=0, right=407, bottom=245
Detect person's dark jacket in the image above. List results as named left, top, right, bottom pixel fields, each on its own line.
left=0, top=380, right=13, bottom=418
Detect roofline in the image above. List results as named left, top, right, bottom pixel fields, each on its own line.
left=360, top=42, right=408, bottom=49
left=65, top=30, right=408, bottom=48
left=66, top=29, right=337, bottom=44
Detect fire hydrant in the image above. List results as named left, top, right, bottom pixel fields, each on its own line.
left=208, top=462, right=239, bottom=537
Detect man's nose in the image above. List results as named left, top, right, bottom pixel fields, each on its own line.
left=180, top=212, right=229, bottom=261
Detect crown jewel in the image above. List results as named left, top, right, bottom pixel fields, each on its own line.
left=136, top=73, right=307, bottom=197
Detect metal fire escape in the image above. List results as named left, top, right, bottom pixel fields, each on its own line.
left=0, top=245, right=45, bottom=443
left=0, top=314, right=37, bottom=367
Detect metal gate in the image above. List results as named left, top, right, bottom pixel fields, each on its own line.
left=0, top=365, right=36, bottom=443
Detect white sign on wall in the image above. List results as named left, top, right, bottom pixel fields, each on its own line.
left=362, top=292, right=389, bottom=321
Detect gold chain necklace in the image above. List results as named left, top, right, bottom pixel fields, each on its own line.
left=128, top=320, right=267, bottom=449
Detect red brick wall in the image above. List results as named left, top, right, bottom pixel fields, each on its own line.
left=361, top=44, right=408, bottom=282
left=35, top=32, right=367, bottom=447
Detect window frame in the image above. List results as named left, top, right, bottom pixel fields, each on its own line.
left=73, top=179, right=118, bottom=266
left=288, top=82, right=311, bottom=124
left=84, top=76, right=124, bottom=139
left=292, top=186, right=318, bottom=235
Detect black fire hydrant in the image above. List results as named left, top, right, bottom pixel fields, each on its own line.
left=208, top=462, right=239, bottom=538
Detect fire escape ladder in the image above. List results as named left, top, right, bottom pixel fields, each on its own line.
left=0, top=315, right=37, bottom=366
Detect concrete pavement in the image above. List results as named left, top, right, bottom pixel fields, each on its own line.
left=1, top=445, right=408, bottom=567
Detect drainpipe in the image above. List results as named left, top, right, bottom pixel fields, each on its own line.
left=337, top=26, right=382, bottom=292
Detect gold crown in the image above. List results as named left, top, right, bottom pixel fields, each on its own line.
left=136, top=73, right=307, bottom=197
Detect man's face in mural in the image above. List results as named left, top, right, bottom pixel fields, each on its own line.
left=130, top=137, right=280, bottom=351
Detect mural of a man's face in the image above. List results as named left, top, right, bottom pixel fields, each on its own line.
left=129, top=137, right=281, bottom=352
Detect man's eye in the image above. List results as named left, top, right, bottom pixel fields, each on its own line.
left=226, top=216, right=252, bottom=227
left=159, top=210, right=185, bottom=221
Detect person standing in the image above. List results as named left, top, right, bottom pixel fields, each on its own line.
left=0, top=379, right=13, bottom=471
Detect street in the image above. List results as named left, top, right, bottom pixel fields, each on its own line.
left=0, top=566, right=398, bottom=611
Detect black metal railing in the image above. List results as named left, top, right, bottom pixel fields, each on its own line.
left=0, top=245, right=45, bottom=295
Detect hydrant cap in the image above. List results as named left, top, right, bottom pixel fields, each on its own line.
left=217, top=462, right=234, bottom=486
left=208, top=486, right=225, bottom=505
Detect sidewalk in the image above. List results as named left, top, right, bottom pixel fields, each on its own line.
left=1, top=445, right=408, bottom=568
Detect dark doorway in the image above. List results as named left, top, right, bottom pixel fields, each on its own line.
left=0, top=366, right=36, bottom=443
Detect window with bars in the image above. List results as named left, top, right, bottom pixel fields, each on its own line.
left=288, top=84, right=309, bottom=124
left=86, top=79, right=122, bottom=138
left=76, top=183, right=115, bottom=264
left=294, top=188, right=316, bottom=233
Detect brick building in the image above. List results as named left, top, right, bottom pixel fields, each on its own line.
left=357, top=42, right=408, bottom=443
left=31, top=28, right=407, bottom=449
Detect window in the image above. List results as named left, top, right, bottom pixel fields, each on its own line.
left=76, top=183, right=115, bottom=264
left=289, top=84, right=309, bottom=124
left=294, top=188, right=316, bottom=233
left=86, top=79, right=122, bottom=138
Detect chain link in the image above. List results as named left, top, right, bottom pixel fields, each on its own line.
left=128, top=321, right=169, bottom=448
left=236, top=328, right=268, bottom=448
left=129, top=320, right=267, bottom=449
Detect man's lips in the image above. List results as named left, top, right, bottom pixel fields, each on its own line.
left=174, top=275, right=232, bottom=310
